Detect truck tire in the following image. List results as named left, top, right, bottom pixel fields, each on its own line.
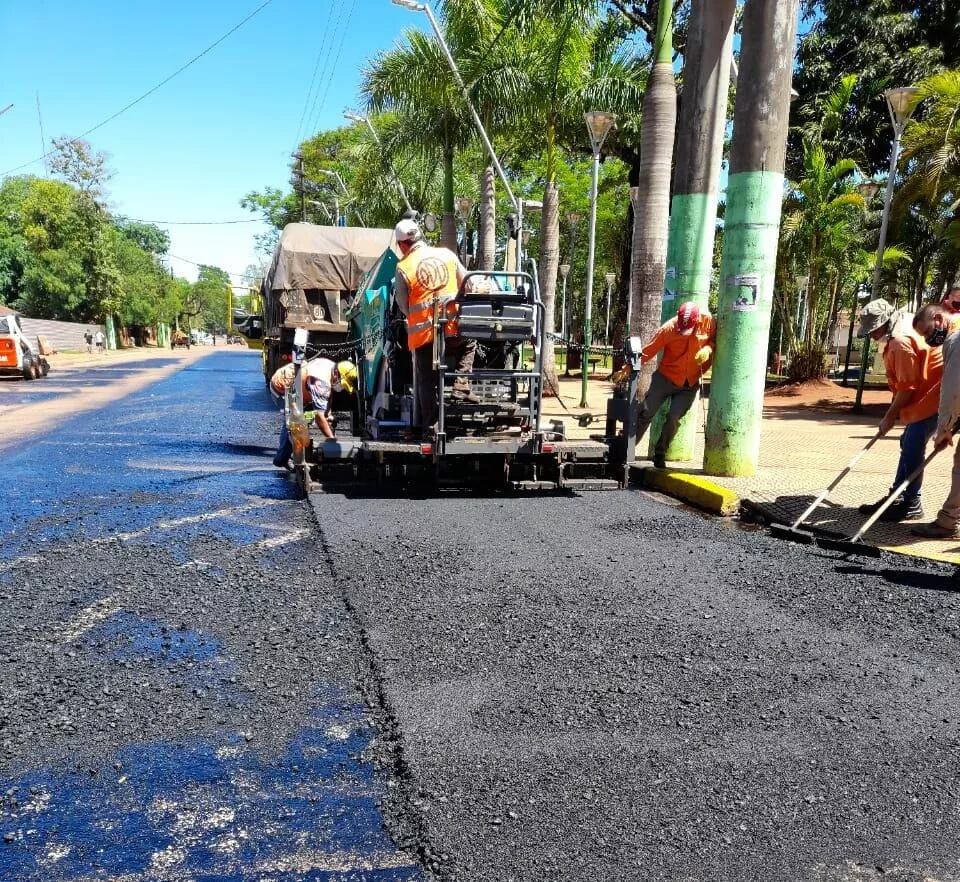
left=23, top=359, right=37, bottom=380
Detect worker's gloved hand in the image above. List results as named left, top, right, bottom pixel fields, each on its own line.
left=694, top=347, right=711, bottom=366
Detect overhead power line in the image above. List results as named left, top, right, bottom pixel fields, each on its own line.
left=1, top=0, right=276, bottom=177
left=168, top=253, right=258, bottom=281
left=293, top=0, right=339, bottom=148
left=127, top=217, right=259, bottom=226
left=308, top=0, right=358, bottom=137
left=302, top=0, right=351, bottom=139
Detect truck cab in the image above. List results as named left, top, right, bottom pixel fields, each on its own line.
left=0, top=308, right=48, bottom=380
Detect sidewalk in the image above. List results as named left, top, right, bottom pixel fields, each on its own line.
left=544, top=373, right=960, bottom=565
left=667, top=380, right=960, bottom=566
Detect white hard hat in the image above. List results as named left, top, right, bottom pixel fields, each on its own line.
left=394, top=218, right=422, bottom=244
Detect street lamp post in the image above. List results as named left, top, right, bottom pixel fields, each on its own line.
left=855, top=86, right=919, bottom=410
left=317, top=169, right=365, bottom=226
left=558, top=263, right=570, bottom=340
left=580, top=110, right=617, bottom=408
left=604, top=272, right=616, bottom=346
left=456, top=195, right=474, bottom=265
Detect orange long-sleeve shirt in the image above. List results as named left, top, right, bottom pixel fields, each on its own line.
left=641, top=313, right=717, bottom=387
left=883, top=328, right=943, bottom=425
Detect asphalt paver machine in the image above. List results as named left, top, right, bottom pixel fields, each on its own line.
left=294, top=244, right=623, bottom=494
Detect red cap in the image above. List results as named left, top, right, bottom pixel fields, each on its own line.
left=676, top=302, right=700, bottom=336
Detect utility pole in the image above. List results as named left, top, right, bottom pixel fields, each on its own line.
left=35, top=93, right=48, bottom=174
left=704, top=0, right=800, bottom=477
left=650, top=0, right=736, bottom=461
left=292, top=151, right=306, bottom=222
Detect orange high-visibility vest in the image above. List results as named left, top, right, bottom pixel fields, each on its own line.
left=397, top=245, right=459, bottom=350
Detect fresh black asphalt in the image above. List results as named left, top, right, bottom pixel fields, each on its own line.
left=4, top=349, right=960, bottom=881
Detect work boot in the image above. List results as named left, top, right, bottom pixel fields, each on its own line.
left=879, top=498, right=923, bottom=522
left=653, top=454, right=666, bottom=469
left=858, top=496, right=901, bottom=515
left=911, top=521, right=960, bottom=539
left=451, top=378, right=480, bottom=403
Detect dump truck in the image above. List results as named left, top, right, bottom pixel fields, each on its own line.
left=254, top=223, right=394, bottom=382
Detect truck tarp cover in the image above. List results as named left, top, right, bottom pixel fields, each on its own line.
left=265, top=223, right=396, bottom=292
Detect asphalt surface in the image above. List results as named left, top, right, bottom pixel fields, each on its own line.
left=318, top=491, right=960, bottom=881
left=6, top=349, right=960, bottom=882
left=0, top=350, right=422, bottom=881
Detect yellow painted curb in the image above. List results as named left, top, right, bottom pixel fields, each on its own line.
left=630, top=464, right=740, bottom=517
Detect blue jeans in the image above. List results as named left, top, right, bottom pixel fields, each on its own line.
left=893, top=414, right=937, bottom=503
left=276, top=420, right=292, bottom=463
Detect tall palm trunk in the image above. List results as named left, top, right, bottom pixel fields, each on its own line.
left=629, top=0, right=676, bottom=400
left=540, top=182, right=561, bottom=394
left=441, top=147, right=457, bottom=250
left=477, top=166, right=496, bottom=271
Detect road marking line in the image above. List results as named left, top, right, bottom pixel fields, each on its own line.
left=249, top=528, right=309, bottom=550
left=109, top=499, right=284, bottom=543
left=62, top=595, right=119, bottom=643
left=0, top=554, right=41, bottom=574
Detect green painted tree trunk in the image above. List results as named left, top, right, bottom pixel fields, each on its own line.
left=629, top=0, right=676, bottom=404
left=649, top=0, right=737, bottom=462
left=704, top=0, right=800, bottom=477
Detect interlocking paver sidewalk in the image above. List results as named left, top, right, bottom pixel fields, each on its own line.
left=544, top=374, right=960, bottom=565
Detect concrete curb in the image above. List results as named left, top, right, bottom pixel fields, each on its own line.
left=629, top=464, right=740, bottom=516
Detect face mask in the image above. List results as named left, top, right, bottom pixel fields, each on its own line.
left=925, top=326, right=949, bottom=347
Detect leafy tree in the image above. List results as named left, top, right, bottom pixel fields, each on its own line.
left=792, top=0, right=948, bottom=176
left=191, top=265, right=231, bottom=331
left=48, top=137, right=113, bottom=202
left=114, top=219, right=170, bottom=256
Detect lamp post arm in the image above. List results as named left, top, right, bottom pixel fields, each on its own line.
left=420, top=3, right=517, bottom=214
left=872, top=126, right=902, bottom=295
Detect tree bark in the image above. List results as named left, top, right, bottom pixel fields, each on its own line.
left=704, top=0, right=800, bottom=476
left=477, top=166, right=496, bottom=271
left=540, top=182, right=561, bottom=394
left=629, top=57, right=677, bottom=400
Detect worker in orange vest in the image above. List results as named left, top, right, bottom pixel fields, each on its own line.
left=393, top=218, right=482, bottom=431
left=635, top=301, right=716, bottom=468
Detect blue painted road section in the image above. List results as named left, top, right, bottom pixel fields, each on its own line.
left=0, top=350, right=423, bottom=881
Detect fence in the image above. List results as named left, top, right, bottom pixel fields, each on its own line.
left=19, top=318, right=105, bottom=352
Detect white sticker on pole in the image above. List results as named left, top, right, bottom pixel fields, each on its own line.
left=663, top=266, right=677, bottom=302
left=729, top=273, right=761, bottom=312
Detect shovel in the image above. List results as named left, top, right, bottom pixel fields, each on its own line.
left=816, top=445, right=943, bottom=557
left=769, top=433, right=881, bottom=544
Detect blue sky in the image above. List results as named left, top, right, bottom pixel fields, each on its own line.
left=0, top=0, right=419, bottom=283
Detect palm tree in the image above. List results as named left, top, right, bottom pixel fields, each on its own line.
left=509, top=3, right=643, bottom=390
left=629, top=0, right=676, bottom=399
left=364, top=30, right=478, bottom=248
left=781, top=138, right=866, bottom=348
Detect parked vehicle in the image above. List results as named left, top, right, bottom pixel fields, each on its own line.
left=254, top=224, right=394, bottom=382
left=0, top=307, right=49, bottom=380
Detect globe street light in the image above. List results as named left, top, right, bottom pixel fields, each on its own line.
left=855, top=85, right=920, bottom=410
left=580, top=110, right=617, bottom=408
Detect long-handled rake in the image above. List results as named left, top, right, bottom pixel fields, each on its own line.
left=769, top=433, right=881, bottom=544
left=816, top=446, right=943, bottom=557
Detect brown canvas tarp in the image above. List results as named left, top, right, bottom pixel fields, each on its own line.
left=264, top=223, right=396, bottom=293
